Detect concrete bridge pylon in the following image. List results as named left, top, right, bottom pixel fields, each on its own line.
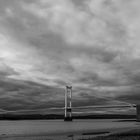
left=64, top=86, right=72, bottom=121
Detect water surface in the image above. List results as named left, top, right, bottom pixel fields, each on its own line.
left=0, top=119, right=139, bottom=139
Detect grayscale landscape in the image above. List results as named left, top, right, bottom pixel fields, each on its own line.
left=0, top=0, right=140, bottom=139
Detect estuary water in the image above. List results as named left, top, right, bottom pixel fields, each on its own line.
left=0, top=119, right=139, bottom=140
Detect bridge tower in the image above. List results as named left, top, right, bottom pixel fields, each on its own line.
left=136, top=104, right=140, bottom=121
left=64, top=86, right=72, bottom=121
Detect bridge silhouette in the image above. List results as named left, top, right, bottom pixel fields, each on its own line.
left=44, top=86, right=139, bottom=121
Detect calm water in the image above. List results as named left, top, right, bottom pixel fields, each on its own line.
left=0, top=119, right=139, bottom=140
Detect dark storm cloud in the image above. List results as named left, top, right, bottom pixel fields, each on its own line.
left=0, top=78, right=64, bottom=111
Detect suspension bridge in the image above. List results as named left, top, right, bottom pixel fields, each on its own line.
left=64, top=86, right=139, bottom=121
left=33, top=86, right=139, bottom=121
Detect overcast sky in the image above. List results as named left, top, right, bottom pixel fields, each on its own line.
left=0, top=0, right=140, bottom=115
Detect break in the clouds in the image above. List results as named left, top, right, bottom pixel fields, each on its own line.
left=0, top=0, right=140, bottom=114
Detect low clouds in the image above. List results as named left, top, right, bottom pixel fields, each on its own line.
left=0, top=0, right=140, bottom=114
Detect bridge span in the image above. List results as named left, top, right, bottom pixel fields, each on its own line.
left=64, top=86, right=139, bottom=121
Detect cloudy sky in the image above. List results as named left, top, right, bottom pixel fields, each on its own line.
left=0, top=0, right=140, bottom=115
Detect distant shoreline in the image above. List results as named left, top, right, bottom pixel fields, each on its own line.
left=0, top=114, right=136, bottom=120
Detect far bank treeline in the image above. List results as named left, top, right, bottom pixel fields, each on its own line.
left=0, top=114, right=136, bottom=120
